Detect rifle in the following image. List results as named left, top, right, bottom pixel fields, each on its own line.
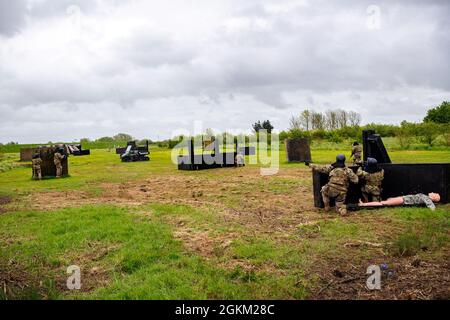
left=347, top=203, right=385, bottom=211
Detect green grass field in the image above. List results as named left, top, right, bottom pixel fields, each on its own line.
left=0, top=147, right=449, bottom=300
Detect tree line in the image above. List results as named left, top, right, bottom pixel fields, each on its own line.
left=279, top=101, right=449, bottom=147
left=289, top=109, right=362, bottom=131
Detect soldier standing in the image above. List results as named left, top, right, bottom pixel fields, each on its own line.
left=235, top=152, right=245, bottom=167
left=357, top=157, right=384, bottom=202
left=32, top=153, right=42, bottom=180
left=309, top=155, right=359, bottom=216
left=351, top=142, right=363, bottom=165
left=54, top=148, right=65, bottom=178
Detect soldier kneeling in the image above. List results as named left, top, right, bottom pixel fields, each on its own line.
left=357, top=157, right=384, bottom=202
left=310, top=155, right=359, bottom=216
left=32, top=153, right=42, bottom=180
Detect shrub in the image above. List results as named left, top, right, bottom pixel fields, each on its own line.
left=417, top=122, right=440, bottom=146
left=287, top=129, right=311, bottom=140
left=311, top=129, right=327, bottom=140
left=325, top=131, right=343, bottom=143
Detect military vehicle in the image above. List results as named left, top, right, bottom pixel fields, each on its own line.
left=118, top=141, right=150, bottom=162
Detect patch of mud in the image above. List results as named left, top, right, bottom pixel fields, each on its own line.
left=310, top=256, right=450, bottom=300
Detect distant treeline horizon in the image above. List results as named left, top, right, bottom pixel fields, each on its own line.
left=1, top=102, right=448, bottom=152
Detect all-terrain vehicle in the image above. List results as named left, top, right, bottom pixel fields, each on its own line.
left=120, top=146, right=150, bottom=162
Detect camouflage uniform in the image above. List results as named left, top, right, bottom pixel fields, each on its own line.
left=54, top=151, right=64, bottom=178
left=351, top=145, right=363, bottom=165
left=311, top=164, right=359, bottom=215
left=403, top=194, right=436, bottom=211
left=357, top=167, right=384, bottom=202
left=32, top=158, right=42, bottom=180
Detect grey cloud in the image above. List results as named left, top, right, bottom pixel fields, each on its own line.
left=29, top=0, right=99, bottom=18
left=0, top=0, right=449, bottom=143
left=0, top=0, right=27, bottom=36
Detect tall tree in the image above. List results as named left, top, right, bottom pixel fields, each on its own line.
left=311, top=111, right=326, bottom=130
left=252, top=121, right=262, bottom=132
left=289, top=115, right=302, bottom=130
left=424, top=101, right=450, bottom=124
left=348, top=111, right=362, bottom=126
left=262, top=120, right=274, bottom=133
left=113, top=133, right=133, bottom=141
left=336, top=109, right=348, bottom=128
left=253, top=120, right=274, bottom=133
left=300, top=109, right=311, bottom=131
left=325, top=110, right=338, bottom=130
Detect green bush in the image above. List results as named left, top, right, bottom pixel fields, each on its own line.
left=324, top=131, right=343, bottom=143
left=287, top=129, right=311, bottom=140
left=310, top=129, right=326, bottom=140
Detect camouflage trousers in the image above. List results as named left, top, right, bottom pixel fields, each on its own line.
left=321, top=185, right=348, bottom=215
left=361, top=185, right=381, bottom=202
left=353, top=157, right=363, bottom=165
left=32, top=167, right=42, bottom=180
left=55, top=163, right=62, bottom=178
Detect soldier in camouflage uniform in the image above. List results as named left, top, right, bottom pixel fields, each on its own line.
left=351, top=142, right=363, bottom=165
left=310, top=154, right=359, bottom=215
left=235, top=152, right=245, bottom=167
left=356, top=157, right=384, bottom=202
left=32, top=153, right=42, bottom=180
left=358, top=193, right=440, bottom=211
left=54, top=148, right=65, bottom=178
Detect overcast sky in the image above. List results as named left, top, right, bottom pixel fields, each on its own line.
left=0, top=0, right=449, bottom=143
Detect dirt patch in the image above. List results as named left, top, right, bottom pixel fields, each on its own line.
left=0, top=195, right=12, bottom=214
left=0, top=262, right=49, bottom=300
left=0, top=195, right=12, bottom=206
left=28, top=167, right=320, bottom=236
left=54, top=242, right=119, bottom=293
left=173, top=228, right=236, bottom=259
left=310, top=256, right=450, bottom=300
left=28, top=189, right=144, bottom=211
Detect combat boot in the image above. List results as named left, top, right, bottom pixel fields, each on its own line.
left=338, top=207, right=348, bottom=216
left=322, top=198, right=331, bottom=212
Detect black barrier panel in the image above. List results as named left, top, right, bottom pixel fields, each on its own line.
left=72, top=144, right=91, bottom=156
left=178, top=138, right=244, bottom=170
left=285, top=138, right=312, bottom=162
left=178, top=153, right=237, bottom=170
left=313, top=163, right=449, bottom=207
left=73, top=150, right=91, bottom=156
left=20, top=148, right=38, bottom=162
left=363, top=129, right=391, bottom=163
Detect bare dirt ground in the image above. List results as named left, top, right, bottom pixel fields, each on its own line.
left=28, top=167, right=320, bottom=234
left=0, top=195, right=12, bottom=214
left=22, top=167, right=450, bottom=299
left=311, top=255, right=450, bottom=300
